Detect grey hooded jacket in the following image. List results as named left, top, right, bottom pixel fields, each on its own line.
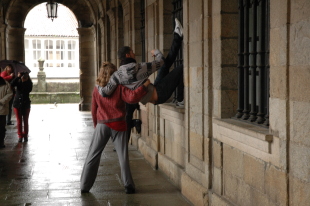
left=97, top=49, right=164, bottom=104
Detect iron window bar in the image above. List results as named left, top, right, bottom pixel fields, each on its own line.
left=235, top=0, right=270, bottom=126
left=171, top=0, right=183, bottom=103
left=140, top=0, right=146, bottom=62
left=172, top=0, right=183, bottom=68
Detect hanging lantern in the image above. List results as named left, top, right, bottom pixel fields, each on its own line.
left=46, top=1, right=58, bottom=21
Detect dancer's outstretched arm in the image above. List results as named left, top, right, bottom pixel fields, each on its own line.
left=97, top=50, right=164, bottom=97
left=121, top=79, right=150, bottom=104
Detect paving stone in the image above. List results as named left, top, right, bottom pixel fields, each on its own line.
left=0, top=104, right=192, bottom=206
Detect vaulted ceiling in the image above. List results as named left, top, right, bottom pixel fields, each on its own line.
left=1, top=0, right=107, bottom=28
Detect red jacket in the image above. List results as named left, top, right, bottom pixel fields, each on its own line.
left=1, top=71, right=13, bottom=82
left=91, top=84, right=147, bottom=128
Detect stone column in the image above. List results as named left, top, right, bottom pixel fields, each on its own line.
left=37, top=59, right=46, bottom=92
left=6, top=26, right=26, bottom=61
left=0, top=24, right=6, bottom=60
left=77, top=26, right=96, bottom=111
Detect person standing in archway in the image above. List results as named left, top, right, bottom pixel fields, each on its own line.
left=1, top=65, right=15, bottom=125
left=11, top=72, right=33, bottom=142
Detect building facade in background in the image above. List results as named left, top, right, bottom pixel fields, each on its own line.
left=24, top=3, right=79, bottom=78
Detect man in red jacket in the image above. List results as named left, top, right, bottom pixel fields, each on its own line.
left=80, top=62, right=150, bottom=194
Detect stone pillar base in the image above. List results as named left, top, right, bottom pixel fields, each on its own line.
left=37, top=72, right=46, bottom=92
left=79, top=103, right=91, bottom=111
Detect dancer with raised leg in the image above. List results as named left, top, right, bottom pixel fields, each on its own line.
left=97, top=18, right=184, bottom=106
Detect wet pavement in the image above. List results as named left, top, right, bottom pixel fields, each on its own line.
left=0, top=104, right=192, bottom=206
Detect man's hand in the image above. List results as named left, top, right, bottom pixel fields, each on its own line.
left=143, top=79, right=151, bottom=87
left=150, top=49, right=156, bottom=57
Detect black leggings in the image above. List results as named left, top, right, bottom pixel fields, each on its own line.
left=125, top=103, right=139, bottom=142
left=155, top=64, right=184, bottom=104
left=154, top=33, right=184, bottom=104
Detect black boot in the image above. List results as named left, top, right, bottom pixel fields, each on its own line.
left=0, top=130, right=5, bottom=148
left=133, top=119, right=142, bottom=134
left=0, top=139, right=5, bottom=148
left=125, top=184, right=135, bottom=194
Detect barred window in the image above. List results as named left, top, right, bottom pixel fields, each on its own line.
left=235, top=0, right=270, bottom=126
left=172, top=0, right=183, bottom=67
left=170, top=0, right=183, bottom=103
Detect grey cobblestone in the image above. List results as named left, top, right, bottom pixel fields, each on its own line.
left=0, top=104, right=192, bottom=206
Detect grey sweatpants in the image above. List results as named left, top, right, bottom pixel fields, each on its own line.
left=80, top=123, right=135, bottom=191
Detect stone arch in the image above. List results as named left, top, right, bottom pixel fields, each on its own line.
left=106, top=6, right=118, bottom=65
left=118, top=2, right=124, bottom=48
left=105, top=16, right=112, bottom=62
left=4, top=0, right=97, bottom=62
left=115, top=1, right=124, bottom=67
left=5, top=0, right=95, bottom=28
left=105, top=1, right=125, bottom=66
left=3, top=0, right=100, bottom=111
left=96, top=1, right=109, bottom=71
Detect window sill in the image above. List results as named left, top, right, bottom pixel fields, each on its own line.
left=158, top=103, right=185, bottom=113
left=158, top=103, right=185, bottom=125
left=213, top=118, right=279, bottom=164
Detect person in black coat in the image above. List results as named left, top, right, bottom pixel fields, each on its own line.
left=11, top=71, right=32, bottom=142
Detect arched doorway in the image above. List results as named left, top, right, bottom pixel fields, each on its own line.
left=24, top=3, right=79, bottom=79
left=3, top=0, right=98, bottom=111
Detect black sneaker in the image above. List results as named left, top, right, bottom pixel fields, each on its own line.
left=170, top=97, right=177, bottom=104
left=176, top=100, right=184, bottom=108
left=81, top=190, right=89, bottom=193
left=125, top=184, right=135, bottom=194
left=133, top=119, right=142, bottom=134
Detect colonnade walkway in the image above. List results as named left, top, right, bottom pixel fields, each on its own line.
left=0, top=104, right=192, bottom=206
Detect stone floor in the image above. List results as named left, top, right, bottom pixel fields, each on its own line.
left=0, top=104, right=192, bottom=206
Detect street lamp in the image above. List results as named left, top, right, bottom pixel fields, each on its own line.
left=46, top=1, right=58, bottom=21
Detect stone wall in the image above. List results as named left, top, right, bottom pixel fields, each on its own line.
left=284, top=1, right=310, bottom=205
left=32, top=81, right=79, bottom=93
left=124, top=0, right=310, bottom=205
left=1, top=0, right=309, bottom=205
left=30, top=92, right=80, bottom=104
left=31, top=81, right=80, bottom=104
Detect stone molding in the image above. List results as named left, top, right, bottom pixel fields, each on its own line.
left=213, top=118, right=281, bottom=166
left=158, top=104, right=185, bottom=125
